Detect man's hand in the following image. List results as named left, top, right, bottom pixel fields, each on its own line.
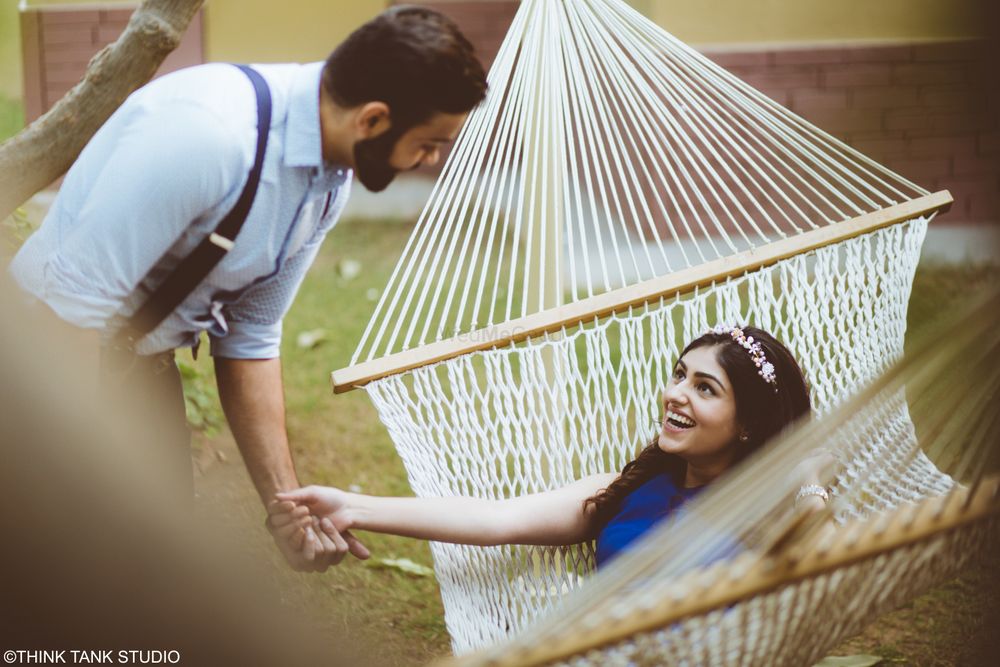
left=265, top=499, right=324, bottom=572
left=267, top=497, right=370, bottom=570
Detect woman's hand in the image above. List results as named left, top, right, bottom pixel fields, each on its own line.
left=276, top=485, right=352, bottom=527
left=789, top=448, right=837, bottom=514
left=790, top=448, right=837, bottom=487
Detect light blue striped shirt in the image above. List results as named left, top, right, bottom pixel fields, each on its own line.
left=9, top=61, right=352, bottom=358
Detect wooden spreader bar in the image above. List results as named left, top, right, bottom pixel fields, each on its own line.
left=332, top=190, right=952, bottom=393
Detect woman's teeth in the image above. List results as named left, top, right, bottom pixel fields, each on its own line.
left=666, top=410, right=695, bottom=429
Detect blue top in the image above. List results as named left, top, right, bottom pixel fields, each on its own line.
left=9, top=62, right=352, bottom=359
left=595, top=472, right=704, bottom=567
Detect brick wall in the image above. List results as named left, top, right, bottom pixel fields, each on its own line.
left=21, top=6, right=204, bottom=123
left=395, top=3, right=999, bottom=226
left=705, top=41, right=999, bottom=225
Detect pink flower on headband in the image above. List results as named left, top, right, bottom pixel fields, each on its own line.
left=709, top=325, right=778, bottom=387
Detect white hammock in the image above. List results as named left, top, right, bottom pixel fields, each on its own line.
left=331, top=0, right=969, bottom=656
left=442, top=290, right=999, bottom=666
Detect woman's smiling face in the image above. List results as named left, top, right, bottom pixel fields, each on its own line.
left=658, top=345, right=741, bottom=468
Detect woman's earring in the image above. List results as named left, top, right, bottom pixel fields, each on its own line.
left=739, top=432, right=750, bottom=443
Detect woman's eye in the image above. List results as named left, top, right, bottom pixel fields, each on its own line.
left=672, top=368, right=684, bottom=380
left=698, top=383, right=715, bottom=396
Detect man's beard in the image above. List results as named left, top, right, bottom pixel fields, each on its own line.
left=353, top=127, right=404, bottom=192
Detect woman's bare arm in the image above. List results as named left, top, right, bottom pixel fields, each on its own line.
left=274, top=472, right=617, bottom=547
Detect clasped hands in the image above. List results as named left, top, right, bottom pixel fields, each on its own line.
left=265, top=486, right=367, bottom=572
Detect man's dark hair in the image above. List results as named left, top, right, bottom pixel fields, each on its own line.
left=322, top=5, right=488, bottom=130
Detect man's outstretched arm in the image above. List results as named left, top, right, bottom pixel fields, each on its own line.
left=214, top=356, right=366, bottom=570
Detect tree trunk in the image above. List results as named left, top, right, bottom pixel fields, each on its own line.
left=0, top=0, right=204, bottom=220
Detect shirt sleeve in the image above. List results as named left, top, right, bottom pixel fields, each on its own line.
left=40, top=100, right=246, bottom=329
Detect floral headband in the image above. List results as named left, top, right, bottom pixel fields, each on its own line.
left=708, top=325, right=777, bottom=387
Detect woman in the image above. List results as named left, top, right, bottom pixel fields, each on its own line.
left=268, top=325, right=828, bottom=566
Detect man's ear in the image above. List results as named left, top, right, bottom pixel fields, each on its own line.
left=355, top=102, right=391, bottom=140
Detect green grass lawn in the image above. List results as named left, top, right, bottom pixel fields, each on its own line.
left=188, top=218, right=997, bottom=666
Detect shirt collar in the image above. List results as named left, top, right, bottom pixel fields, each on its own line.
left=284, top=62, right=326, bottom=168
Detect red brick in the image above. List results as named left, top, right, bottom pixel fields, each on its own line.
left=43, top=45, right=101, bottom=66
left=721, top=65, right=760, bottom=78
left=942, top=174, right=998, bottom=197
left=159, top=39, right=205, bottom=74
left=99, top=10, right=133, bottom=23
left=702, top=50, right=770, bottom=69
left=849, top=137, right=909, bottom=161
left=849, top=130, right=907, bottom=141
left=822, top=63, right=892, bottom=87
left=893, top=63, right=969, bottom=86
left=41, top=10, right=100, bottom=26
left=739, top=68, right=820, bottom=91
left=929, top=199, right=967, bottom=223
left=843, top=44, right=913, bottom=64
left=968, top=192, right=1000, bottom=219
left=919, top=85, right=977, bottom=110
left=980, top=132, right=1000, bottom=155
left=912, top=40, right=983, bottom=63
left=44, top=85, right=74, bottom=105
left=455, top=25, right=489, bottom=42
left=99, top=20, right=131, bottom=34
left=41, top=23, right=95, bottom=47
left=96, top=25, right=125, bottom=45
left=791, top=88, right=849, bottom=112
left=927, top=111, right=997, bottom=133
left=43, top=62, right=88, bottom=85
left=741, top=86, right=789, bottom=106
left=887, top=157, right=952, bottom=181
left=798, top=108, right=884, bottom=134
left=885, top=110, right=933, bottom=132
left=908, top=136, right=977, bottom=158
left=952, top=154, right=1000, bottom=177
left=851, top=86, right=919, bottom=109
left=476, top=1, right=517, bottom=18
left=904, top=126, right=979, bottom=139
left=771, top=47, right=845, bottom=66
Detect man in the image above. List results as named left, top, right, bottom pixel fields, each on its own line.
left=7, top=6, right=487, bottom=571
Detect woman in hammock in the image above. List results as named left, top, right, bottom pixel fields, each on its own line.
left=269, top=325, right=827, bottom=566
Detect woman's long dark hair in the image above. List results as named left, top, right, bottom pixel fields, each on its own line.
left=584, top=326, right=812, bottom=526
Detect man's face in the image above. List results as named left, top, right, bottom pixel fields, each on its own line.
left=353, top=111, right=467, bottom=192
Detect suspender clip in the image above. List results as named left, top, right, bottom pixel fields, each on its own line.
left=209, top=233, right=236, bottom=251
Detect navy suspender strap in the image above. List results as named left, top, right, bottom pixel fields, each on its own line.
left=117, top=64, right=272, bottom=348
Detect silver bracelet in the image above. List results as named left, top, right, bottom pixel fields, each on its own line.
left=795, top=484, right=829, bottom=504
